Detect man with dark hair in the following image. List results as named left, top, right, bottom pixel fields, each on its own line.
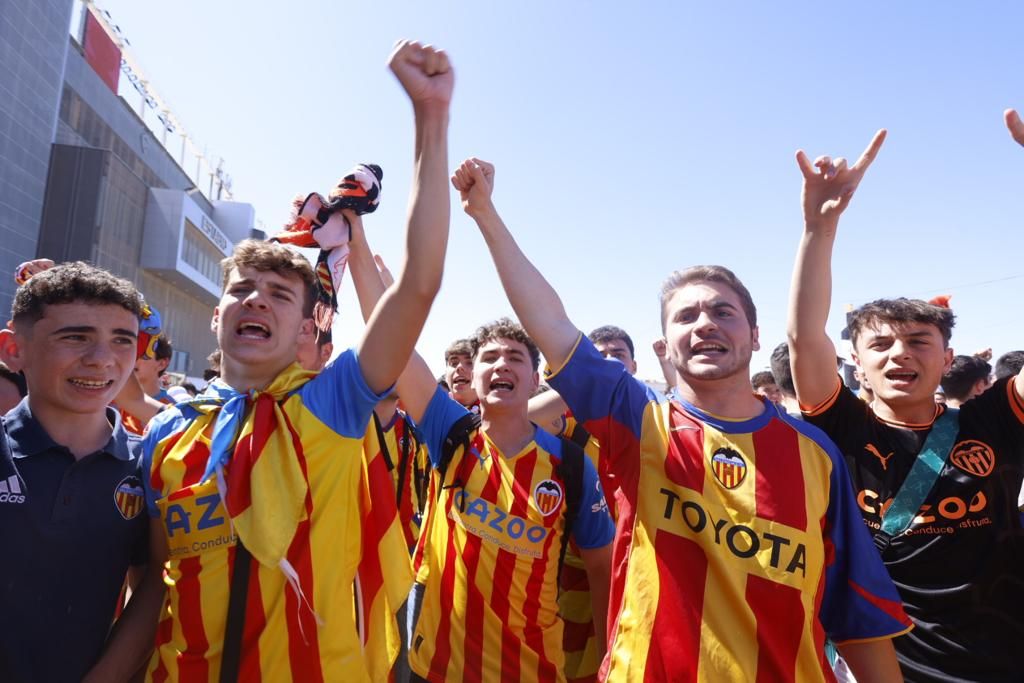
left=141, top=41, right=454, bottom=680
left=459, top=156, right=908, bottom=681
left=443, top=337, right=478, bottom=408
left=0, top=262, right=163, bottom=681
left=347, top=199, right=614, bottom=682
left=995, top=350, right=1024, bottom=380
left=788, top=122, right=1024, bottom=681
left=940, top=355, right=993, bottom=407
left=588, top=325, right=637, bottom=375
left=750, top=369, right=782, bottom=404
left=769, top=342, right=802, bottom=416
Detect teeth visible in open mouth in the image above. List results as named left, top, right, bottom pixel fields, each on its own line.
left=886, top=370, right=917, bottom=380
left=693, top=343, right=727, bottom=353
left=491, top=381, right=513, bottom=391
left=238, top=322, right=270, bottom=338
left=70, top=378, right=111, bottom=389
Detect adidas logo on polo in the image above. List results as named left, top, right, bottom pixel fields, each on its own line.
left=0, top=475, right=25, bottom=504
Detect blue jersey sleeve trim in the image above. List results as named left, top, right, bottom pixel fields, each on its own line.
left=141, top=406, right=187, bottom=519
left=571, top=449, right=616, bottom=549
left=300, top=349, right=390, bottom=438
left=546, top=336, right=654, bottom=441
left=417, top=386, right=472, bottom=468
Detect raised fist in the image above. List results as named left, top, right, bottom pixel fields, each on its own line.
left=451, top=158, right=495, bottom=218
left=388, top=40, right=453, bottom=110
left=1006, top=109, right=1024, bottom=148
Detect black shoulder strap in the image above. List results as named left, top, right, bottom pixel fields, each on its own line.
left=394, top=416, right=412, bottom=508
left=372, top=412, right=395, bottom=472
left=555, top=435, right=587, bottom=584
left=220, top=541, right=252, bottom=683
left=437, top=411, right=482, bottom=488
left=567, top=422, right=591, bottom=449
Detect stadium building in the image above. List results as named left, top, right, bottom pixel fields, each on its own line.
left=0, top=0, right=260, bottom=380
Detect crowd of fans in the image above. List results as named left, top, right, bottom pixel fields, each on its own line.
left=1, top=39, right=1022, bottom=683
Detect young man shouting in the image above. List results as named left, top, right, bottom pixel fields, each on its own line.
left=458, top=156, right=910, bottom=682
left=141, top=40, right=454, bottom=681
left=346, top=202, right=615, bottom=683
left=788, top=116, right=1024, bottom=681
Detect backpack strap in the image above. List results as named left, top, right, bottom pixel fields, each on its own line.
left=555, top=435, right=586, bottom=584
left=394, top=416, right=413, bottom=509
left=566, top=422, right=591, bottom=450
left=874, top=407, right=960, bottom=551
left=372, top=412, right=395, bottom=472
left=219, top=541, right=252, bottom=683
left=437, top=411, right=482, bottom=492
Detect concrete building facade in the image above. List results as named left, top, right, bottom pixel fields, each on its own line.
left=0, top=1, right=258, bottom=380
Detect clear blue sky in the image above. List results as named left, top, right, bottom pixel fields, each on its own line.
left=92, top=1, right=1024, bottom=380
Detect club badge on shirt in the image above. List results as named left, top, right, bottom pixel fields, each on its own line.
left=114, top=475, right=145, bottom=520
left=711, top=448, right=747, bottom=490
left=533, top=479, right=563, bottom=516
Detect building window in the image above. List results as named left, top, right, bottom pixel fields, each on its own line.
left=182, top=218, right=223, bottom=285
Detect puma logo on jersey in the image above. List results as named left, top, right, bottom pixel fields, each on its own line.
left=865, top=444, right=894, bottom=470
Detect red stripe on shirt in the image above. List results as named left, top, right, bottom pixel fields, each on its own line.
left=176, top=556, right=210, bottom=681
left=459, top=440, right=505, bottom=683
left=150, top=614, right=173, bottom=683
left=180, top=439, right=211, bottom=489
left=237, top=543, right=266, bottom=682
left=752, top=418, right=807, bottom=530
left=643, top=531, right=707, bottom=683
left=492, top=450, right=541, bottom=681
left=746, top=573, right=804, bottom=682
left=426, top=493, right=462, bottom=679
left=521, top=450, right=560, bottom=682
left=664, top=407, right=706, bottom=493
left=284, top=517, right=324, bottom=683
left=224, top=397, right=276, bottom=517
left=150, top=430, right=185, bottom=494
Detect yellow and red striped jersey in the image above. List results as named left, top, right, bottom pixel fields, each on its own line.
left=364, top=409, right=430, bottom=553
left=547, top=336, right=912, bottom=682
left=557, top=413, right=609, bottom=683
left=409, top=388, right=614, bottom=683
left=142, top=352, right=412, bottom=682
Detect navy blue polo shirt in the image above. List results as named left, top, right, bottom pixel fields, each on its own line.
left=0, top=399, right=148, bottom=683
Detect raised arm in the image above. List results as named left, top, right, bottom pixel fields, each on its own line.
left=356, top=41, right=453, bottom=395
left=787, top=130, right=886, bottom=408
left=348, top=213, right=440, bottom=424
left=1005, top=109, right=1024, bottom=402
left=452, top=158, right=579, bottom=369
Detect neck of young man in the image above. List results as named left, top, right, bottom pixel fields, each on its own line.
left=872, top=395, right=939, bottom=426
left=675, top=374, right=765, bottom=420
left=220, top=358, right=291, bottom=394
left=139, top=375, right=161, bottom=398
left=29, top=398, right=112, bottom=460
left=480, top=406, right=535, bottom=458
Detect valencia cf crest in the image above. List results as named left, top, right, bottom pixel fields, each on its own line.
left=949, top=440, right=995, bottom=478
left=533, top=479, right=564, bottom=516
left=711, top=448, right=747, bottom=489
left=113, top=475, right=145, bottom=520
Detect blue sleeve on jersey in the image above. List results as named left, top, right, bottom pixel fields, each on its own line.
left=416, top=385, right=472, bottom=468
left=300, top=348, right=390, bottom=438
left=569, top=445, right=616, bottom=549
left=546, top=334, right=655, bottom=441
left=793, top=418, right=912, bottom=641
left=141, top=407, right=188, bottom=518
